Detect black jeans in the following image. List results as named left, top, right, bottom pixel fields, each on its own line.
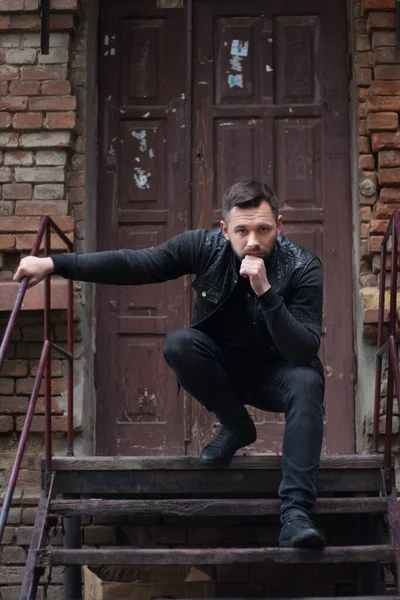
left=163, top=327, right=325, bottom=522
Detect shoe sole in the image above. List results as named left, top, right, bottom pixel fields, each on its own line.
left=279, top=532, right=326, bottom=548
left=199, top=454, right=234, bottom=466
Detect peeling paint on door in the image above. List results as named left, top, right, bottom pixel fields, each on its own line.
left=133, top=167, right=151, bottom=189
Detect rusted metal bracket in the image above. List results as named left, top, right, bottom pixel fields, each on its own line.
left=39, top=0, right=50, bottom=55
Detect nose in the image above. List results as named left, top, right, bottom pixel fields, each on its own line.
left=247, top=232, right=260, bottom=248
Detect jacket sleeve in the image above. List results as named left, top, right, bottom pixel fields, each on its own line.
left=51, top=229, right=207, bottom=285
left=256, top=258, right=323, bottom=365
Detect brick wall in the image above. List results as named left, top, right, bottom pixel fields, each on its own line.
left=0, top=1, right=86, bottom=594
left=355, top=0, right=400, bottom=445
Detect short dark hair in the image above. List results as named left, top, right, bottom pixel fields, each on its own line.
left=222, top=180, right=279, bottom=222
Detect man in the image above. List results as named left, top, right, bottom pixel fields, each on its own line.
left=14, top=180, right=325, bottom=548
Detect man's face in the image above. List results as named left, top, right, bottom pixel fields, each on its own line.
left=221, top=200, right=282, bottom=260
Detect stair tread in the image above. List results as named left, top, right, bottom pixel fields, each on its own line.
left=47, top=454, right=384, bottom=471
left=49, top=496, right=387, bottom=517
left=36, top=544, right=395, bottom=566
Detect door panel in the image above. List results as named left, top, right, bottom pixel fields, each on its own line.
left=189, top=0, right=354, bottom=456
left=96, top=1, right=189, bottom=455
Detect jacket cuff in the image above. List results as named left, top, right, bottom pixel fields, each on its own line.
left=256, top=288, right=283, bottom=311
left=51, top=254, right=72, bottom=277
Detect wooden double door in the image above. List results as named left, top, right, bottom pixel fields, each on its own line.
left=96, top=0, right=355, bottom=456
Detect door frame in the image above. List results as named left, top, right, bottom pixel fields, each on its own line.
left=85, top=0, right=360, bottom=456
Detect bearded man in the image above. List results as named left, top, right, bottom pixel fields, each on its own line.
left=14, top=180, right=326, bottom=548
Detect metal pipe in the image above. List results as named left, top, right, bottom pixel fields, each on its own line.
left=0, top=217, right=49, bottom=373
left=67, top=277, right=74, bottom=456
left=49, top=218, right=74, bottom=249
left=0, top=341, right=50, bottom=542
left=44, top=225, right=52, bottom=478
left=50, top=342, right=73, bottom=361
left=373, top=244, right=388, bottom=450
left=385, top=343, right=395, bottom=490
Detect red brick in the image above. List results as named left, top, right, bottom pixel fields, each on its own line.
left=371, top=80, right=400, bottom=95
left=30, top=360, right=63, bottom=377
left=19, top=131, right=71, bottom=147
left=355, top=51, right=373, bottom=67
left=45, top=111, right=75, bottom=130
left=0, top=66, right=19, bottom=81
left=379, top=168, right=400, bottom=185
left=15, top=415, right=68, bottom=432
left=0, top=132, right=18, bottom=147
left=0, top=166, right=12, bottom=181
left=367, top=111, right=398, bottom=131
left=0, top=112, right=11, bottom=128
left=374, top=47, right=400, bottom=65
left=15, top=200, right=68, bottom=216
left=363, top=0, right=395, bottom=9
left=0, top=234, right=15, bottom=249
left=41, top=80, right=71, bottom=96
left=0, top=216, right=45, bottom=231
left=0, top=415, right=13, bottom=431
left=50, top=15, right=74, bottom=30
left=356, top=35, right=371, bottom=52
left=52, top=0, right=78, bottom=8
left=358, top=87, right=370, bottom=101
left=5, top=48, right=36, bottom=64
left=21, top=65, right=67, bottom=81
left=375, top=202, right=400, bottom=218
left=372, top=132, right=400, bottom=151
left=9, top=80, right=40, bottom=95
left=68, top=171, right=84, bottom=187
left=1, top=280, right=69, bottom=311
left=16, top=377, right=68, bottom=395
left=0, top=378, right=14, bottom=394
left=33, top=183, right=64, bottom=199
left=71, top=153, right=84, bottom=171
left=0, top=527, right=15, bottom=545
left=372, top=31, right=397, bottom=48
left=3, top=183, right=32, bottom=199
left=379, top=150, right=400, bottom=167
left=360, top=206, right=372, bottom=221
left=69, top=186, right=84, bottom=204
left=10, top=14, right=40, bottom=30
left=0, top=81, right=8, bottom=95
left=22, top=507, right=36, bottom=525
left=380, top=187, right=400, bottom=202
left=0, top=396, right=63, bottom=414
left=29, top=95, right=76, bottom=111
left=0, top=16, right=11, bottom=30
left=358, top=102, right=366, bottom=119
left=375, top=64, right=400, bottom=79
left=355, top=67, right=372, bottom=86
left=370, top=219, right=389, bottom=233
left=359, top=119, right=368, bottom=135
left=0, top=96, right=27, bottom=112
left=367, top=96, right=400, bottom=112
left=0, top=360, right=28, bottom=377
left=16, top=231, right=73, bottom=250
left=4, top=150, right=33, bottom=165
left=367, top=12, right=396, bottom=33
left=12, top=112, right=42, bottom=129
left=360, top=155, right=375, bottom=171
left=369, top=235, right=384, bottom=252
left=36, top=150, right=66, bottom=166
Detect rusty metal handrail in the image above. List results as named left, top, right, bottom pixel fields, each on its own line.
left=373, top=210, right=400, bottom=489
left=0, top=216, right=74, bottom=543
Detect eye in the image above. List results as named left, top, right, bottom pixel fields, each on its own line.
left=260, top=226, right=270, bottom=233
left=237, top=228, right=246, bottom=235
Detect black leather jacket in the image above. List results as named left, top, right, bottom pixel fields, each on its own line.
left=52, top=228, right=323, bottom=366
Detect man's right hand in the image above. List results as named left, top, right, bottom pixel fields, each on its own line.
left=13, top=256, right=55, bottom=288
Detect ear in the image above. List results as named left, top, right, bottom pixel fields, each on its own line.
left=277, top=214, right=283, bottom=235
left=220, top=220, right=230, bottom=241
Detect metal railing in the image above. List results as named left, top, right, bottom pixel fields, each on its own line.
left=373, top=210, right=400, bottom=489
left=0, top=216, right=74, bottom=542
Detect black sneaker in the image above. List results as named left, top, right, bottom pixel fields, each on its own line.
left=279, top=514, right=326, bottom=548
left=199, top=421, right=257, bottom=465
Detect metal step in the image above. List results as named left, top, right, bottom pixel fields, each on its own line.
left=49, top=496, right=388, bottom=517
left=36, top=544, right=395, bottom=567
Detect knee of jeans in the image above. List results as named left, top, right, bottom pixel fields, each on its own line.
left=163, top=328, right=193, bottom=366
left=284, top=366, right=324, bottom=407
